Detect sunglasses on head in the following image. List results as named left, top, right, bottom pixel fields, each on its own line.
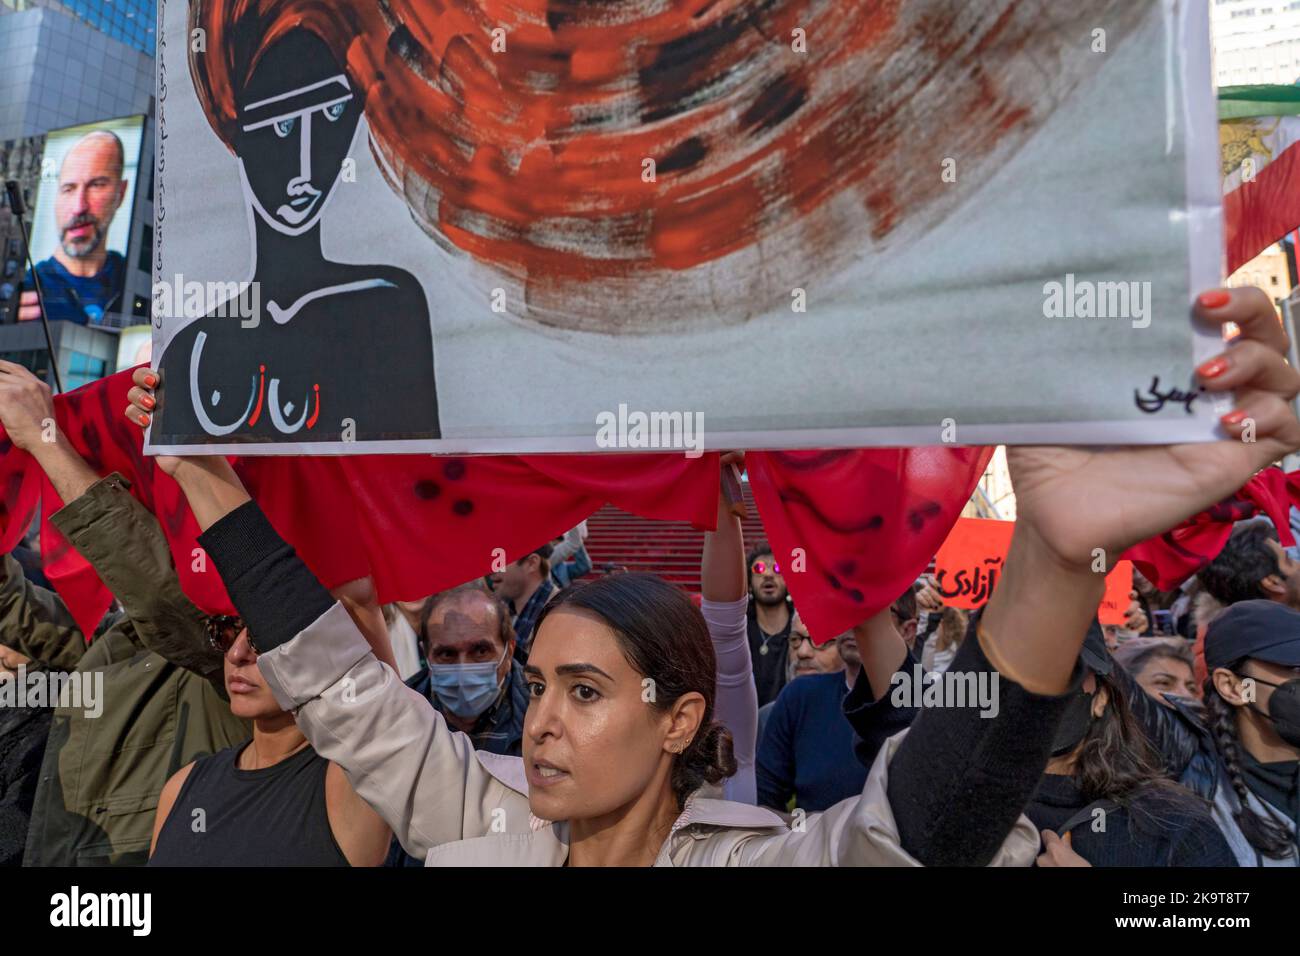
left=751, top=560, right=781, bottom=576
left=206, top=615, right=246, bottom=654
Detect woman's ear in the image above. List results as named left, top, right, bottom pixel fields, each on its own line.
left=900, top=618, right=918, bottom=647
left=1212, top=666, right=1248, bottom=706
left=664, top=691, right=706, bottom=754
left=1090, top=684, right=1110, bottom=719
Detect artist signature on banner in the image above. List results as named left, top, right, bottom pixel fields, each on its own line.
left=1134, top=376, right=1201, bottom=415
left=934, top=556, right=1003, bottom=606
left=154, top=0, right=168, bottom=331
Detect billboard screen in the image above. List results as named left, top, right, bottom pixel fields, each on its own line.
left=23, top=115, right=146, bottom=327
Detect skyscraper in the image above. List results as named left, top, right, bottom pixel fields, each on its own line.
left=51, top=0, right=155, bottom=56
left=1212, top=0, right=1300, bottom=86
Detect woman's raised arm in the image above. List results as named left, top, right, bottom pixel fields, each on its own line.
left=700, top=454, right=758, bottom=803
left=126, top=370, right=533, bottom=861
left=885, top=286, right=1300, bottom=864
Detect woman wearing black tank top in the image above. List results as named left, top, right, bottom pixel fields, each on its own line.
left=148, top=617, right=391, bottom=866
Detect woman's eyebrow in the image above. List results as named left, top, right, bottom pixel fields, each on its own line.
left=554, top=663, right=613, bottom=680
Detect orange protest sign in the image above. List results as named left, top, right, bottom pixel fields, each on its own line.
left=1097, top=560, right=1134, bottom=626
left=934, top=518, right=1133, bottom=621
left=933, top=518, right=1014, bottom=609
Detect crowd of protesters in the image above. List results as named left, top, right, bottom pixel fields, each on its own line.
left=0, top=287, right=1299, bottom=866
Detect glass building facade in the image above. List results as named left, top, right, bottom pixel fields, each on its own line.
left=0, top=7, right=155, bottom=140
left=1, top=0, right=155, bottom=57
left=58, top=0, right=155, bottom=56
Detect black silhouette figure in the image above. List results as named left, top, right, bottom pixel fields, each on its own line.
left=155, top=30, right=439, bottom=445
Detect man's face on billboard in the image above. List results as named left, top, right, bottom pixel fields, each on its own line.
left=55, top=133, right=127, bottom=260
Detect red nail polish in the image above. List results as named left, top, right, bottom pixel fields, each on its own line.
left=1222, top=410, right=1247, bottom=426
left=138, top=413, right=151, bottom=426
left=1198, top=290, right=1232, bottom=310
left=142, top=395, right=155, bottom=410
left=143, top=374, right=157, bottom=387
left=1197, top=357, right=1229, bottom=379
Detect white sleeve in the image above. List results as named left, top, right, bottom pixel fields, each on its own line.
left=550, top=526, right=584, bottom=563
left=388, top=613, right=424, bottom=681
left=700, top=595, right=758, bottom=804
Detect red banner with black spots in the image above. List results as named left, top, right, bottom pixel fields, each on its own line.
left=748, top=447, right=994, bottom=641
left=1122, top=467, right=1300, bottom=592
left=9, top=368, right=1298, bottom=642
left=0, top=368, right=1001, bottom=642
left=0, top=369, right=719, bottom=637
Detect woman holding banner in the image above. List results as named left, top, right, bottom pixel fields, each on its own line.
left=846, top=608, right=1237, bottom=867
left=127, top=287, right=1299, bottom=866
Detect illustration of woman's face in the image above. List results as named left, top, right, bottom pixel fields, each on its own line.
left=234, top=29, right=361, bottom=236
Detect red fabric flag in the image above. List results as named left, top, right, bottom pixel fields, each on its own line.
left=1, top=369, right=996, bottom=643
left=1122, top=467, right=1300, bottom=591
left=0, top=368, right=721, bottom=637
left=747, top=447, right=994, bottom=641
left=1222, top=113, right=1300, bottom=274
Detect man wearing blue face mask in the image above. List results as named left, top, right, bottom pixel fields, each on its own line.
left=407, top=584, right=529, bottom=755
left=386, top=583, right=531, bottom=866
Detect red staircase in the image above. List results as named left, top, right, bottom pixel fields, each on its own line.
left=581, top=483, right=769, bottom=593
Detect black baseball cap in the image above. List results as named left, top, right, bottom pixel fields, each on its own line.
left=1205, top=600, right=1300, bottom=671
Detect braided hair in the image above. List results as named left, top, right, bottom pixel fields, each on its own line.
left=1203, top=664, right=1294, bottom=860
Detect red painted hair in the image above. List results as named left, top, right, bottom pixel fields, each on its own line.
left=188, top=0, right=378, bottom=154
left=186, top=1, right=1144, bottom=332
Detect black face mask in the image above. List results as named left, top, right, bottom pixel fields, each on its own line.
left=1243, top=674, right=1300, bottom=749
left=1050, top=687, right=1096, bottom=757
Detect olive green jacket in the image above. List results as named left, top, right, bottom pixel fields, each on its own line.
left=0, top=473, right=250, bottom=866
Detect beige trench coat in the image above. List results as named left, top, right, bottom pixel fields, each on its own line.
left=259, top=603, right=1040, bottom=867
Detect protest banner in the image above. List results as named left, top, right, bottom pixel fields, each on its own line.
left=936, top=517, right=1134, bottom=624
left=150, top=0, right=1222, bottom=455
left=1097, top=563, right=1137, bottom=627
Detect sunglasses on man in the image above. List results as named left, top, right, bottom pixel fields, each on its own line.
left=751, top=560, right=781, bottom=576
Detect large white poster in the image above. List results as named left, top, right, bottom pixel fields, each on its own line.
left=149, top=0, right=1224, bottom=456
